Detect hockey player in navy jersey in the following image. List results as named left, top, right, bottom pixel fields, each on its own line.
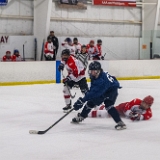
left=72, top=61, right=126, bottom=130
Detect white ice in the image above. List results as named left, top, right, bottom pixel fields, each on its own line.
left=1, top=80, right=160, bottom=160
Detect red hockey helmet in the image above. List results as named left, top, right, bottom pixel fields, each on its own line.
left=90, top=40, right=95, bottom=44
left=6, top=51, right=11, bottom=54
left=143, top=95, right=154, bottom=106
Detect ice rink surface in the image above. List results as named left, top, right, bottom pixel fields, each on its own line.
left=1, top=80, right=160, bottom=160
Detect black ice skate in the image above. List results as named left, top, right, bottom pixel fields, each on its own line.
left=63, top=104, right=72, bottom=113
left=115, top=121, right=126, bottom=130
left=71, top=113, right=84, bottom=123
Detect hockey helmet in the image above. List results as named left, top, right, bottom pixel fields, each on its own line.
left=61, top=49, right=70, bottom=61
left=90, top=40, right=95, bottom=44
left=97, top=39, right=102, bottom=43
left=14, top=49, right=19, bottom=54
left=65, top=37, right=72, bottom=44
left=6, top=51, right=11, bottom=55
left=143, top=95, right=154, bottom=106
left=89, top=61, right=101, bottom=71
left=61, top=49, right=70, bottom=56
left=73, top=37, right=78, bottom=41
left=81, top=44, right=86, bottom=48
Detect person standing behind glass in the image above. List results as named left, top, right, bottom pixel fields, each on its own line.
left=48, top=31, right=59, bottom=60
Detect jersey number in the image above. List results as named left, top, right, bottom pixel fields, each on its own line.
left=106, top=72, right=114, bottom=83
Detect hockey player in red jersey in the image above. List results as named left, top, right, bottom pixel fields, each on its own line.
left=58, top=49, right=88, bottom=112
left=86, top=40, right=99, bottom=60
left=2, top=51, right=13, bottom=62
left=12, top=49, right=22, bottom=61
left=44, top=37, right=54, bottom=61
left=73, top=37, right=81, bottom=54
left=89, top=95, right=154, bottom=121
left=96, top=39, right=104, bottom=60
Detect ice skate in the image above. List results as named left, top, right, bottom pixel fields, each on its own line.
left=115, top=121, right=126, bottom=130
left=71, top=113, right=84, bottom=123
left=63, top=104, right=72, bottom=113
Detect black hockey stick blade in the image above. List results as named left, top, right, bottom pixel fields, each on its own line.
left=29, top=108, right=74, bottom=135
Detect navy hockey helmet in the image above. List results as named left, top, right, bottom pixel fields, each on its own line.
left=89, top=61, right=101, bottom=71
left=65, top=37, right=72, bottom=44
left=88, top=61, right=102, bottom=78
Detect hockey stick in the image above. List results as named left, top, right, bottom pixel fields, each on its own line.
left=61, top=72, right=76, bottom=99
left=101, top=53, right=106, bottom=60
left=29, top=108, right=74, bottom=135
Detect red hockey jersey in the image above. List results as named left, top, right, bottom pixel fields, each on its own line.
left=116, top=98, right=152, bottom=120
left=63, top=55, right=85, bottom=82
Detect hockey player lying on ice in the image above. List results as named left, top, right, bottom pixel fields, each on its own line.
left=89, top=95, right=154, bottom=121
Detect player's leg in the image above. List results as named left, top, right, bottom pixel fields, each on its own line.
left=78, top=77, right=89, bottom=95
left=115, top=102, right=128, bottom=117
left=72, top=97, right=103, bottom=123
left=88, top=109, right=108, bottom=118
left=104, top=88, right=126, bottom=130
left=62, top=81, right=75, bottom=112
left=72, top=100, right=95, bottom=123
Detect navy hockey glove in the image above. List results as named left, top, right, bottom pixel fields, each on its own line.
left=63, top=76, right=71, bottom=84
left=73, top=97, right=85, bottom=111
left=58, top=63, right=64, bottom=71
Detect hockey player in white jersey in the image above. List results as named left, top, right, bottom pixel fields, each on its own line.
left=61, top=37, right=76, bottom=56
left=73, top=37, right=81, bottom=54
left=58, top=49, right=89, bottom=112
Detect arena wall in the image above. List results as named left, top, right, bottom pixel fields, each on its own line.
left=0, top=60, right=160, bottom=86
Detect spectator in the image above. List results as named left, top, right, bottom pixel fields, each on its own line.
left=75, top=44, right=89, bottom=70
left=96, top=39, right=104, bottom=60
left=61, top=37, right=76, bottom=56
left=44, top=37, right=54, bottom=61
left=73, top=37, right=81, bottom=54
left=2, top=51, right=13, bottom=62
left=12, top=49, right=22, bottom=61
left=86, top=40, right=99, bottom=60
left=47, top=31, right=59, bottom=61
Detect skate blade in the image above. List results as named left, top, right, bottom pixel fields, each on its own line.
left=70, top=121, right=79, bottom=124
left=63, top=110, right=70, bottom=113
left=115, top=126, right=127, bottom=130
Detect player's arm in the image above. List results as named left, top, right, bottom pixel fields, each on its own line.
left=142, top=109, right=152, bottom=120
left=123, top=99, right=141, bottom=117
left=67, top=59, right=79, bottom=80
left=83, top=79, right=107, bottom=102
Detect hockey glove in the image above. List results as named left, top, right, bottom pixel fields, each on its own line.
left=58, top=63, right=64, bottom=71
left=63, top=76, right=71, bottom=85
left=129, top=111, right=141, bottom=121
left=73, top=97, right=85, bottom=111
left=101, top=56, right=104, bottom=60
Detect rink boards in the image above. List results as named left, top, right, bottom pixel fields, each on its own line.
left=0, top=60, right=160, bottom=86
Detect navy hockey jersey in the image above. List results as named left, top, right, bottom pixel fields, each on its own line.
left=83, top=71, right=120, bottom=102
